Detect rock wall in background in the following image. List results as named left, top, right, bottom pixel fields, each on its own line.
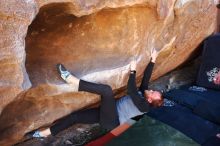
left=0, top=0, right=217, bottom=145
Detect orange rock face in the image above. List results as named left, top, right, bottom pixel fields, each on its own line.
left=0, top=0, right=217, bottom=145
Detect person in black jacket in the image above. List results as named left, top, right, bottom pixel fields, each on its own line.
left=30, top=48, right=163, bottom=138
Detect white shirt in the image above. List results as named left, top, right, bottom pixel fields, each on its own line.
left=116, top=95, right=144, bottom=124
left=116, top=94, right=175, bottom=124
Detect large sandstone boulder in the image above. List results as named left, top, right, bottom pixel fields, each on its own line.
left=0, top=0, right=217, bottom=145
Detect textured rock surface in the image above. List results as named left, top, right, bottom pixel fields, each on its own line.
left=0, top=0, right=217, bottom=145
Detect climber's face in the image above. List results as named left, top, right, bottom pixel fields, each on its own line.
left=144, top=90, right=163, bottom=107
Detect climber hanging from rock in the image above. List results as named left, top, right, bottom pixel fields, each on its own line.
left=27, top=48, right=165, bottom=139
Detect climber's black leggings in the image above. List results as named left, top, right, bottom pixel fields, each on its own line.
left=50, top=80, right=119, bottom=135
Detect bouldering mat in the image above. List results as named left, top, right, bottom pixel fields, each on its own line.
left=106, top=115, right=199, bottom=146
